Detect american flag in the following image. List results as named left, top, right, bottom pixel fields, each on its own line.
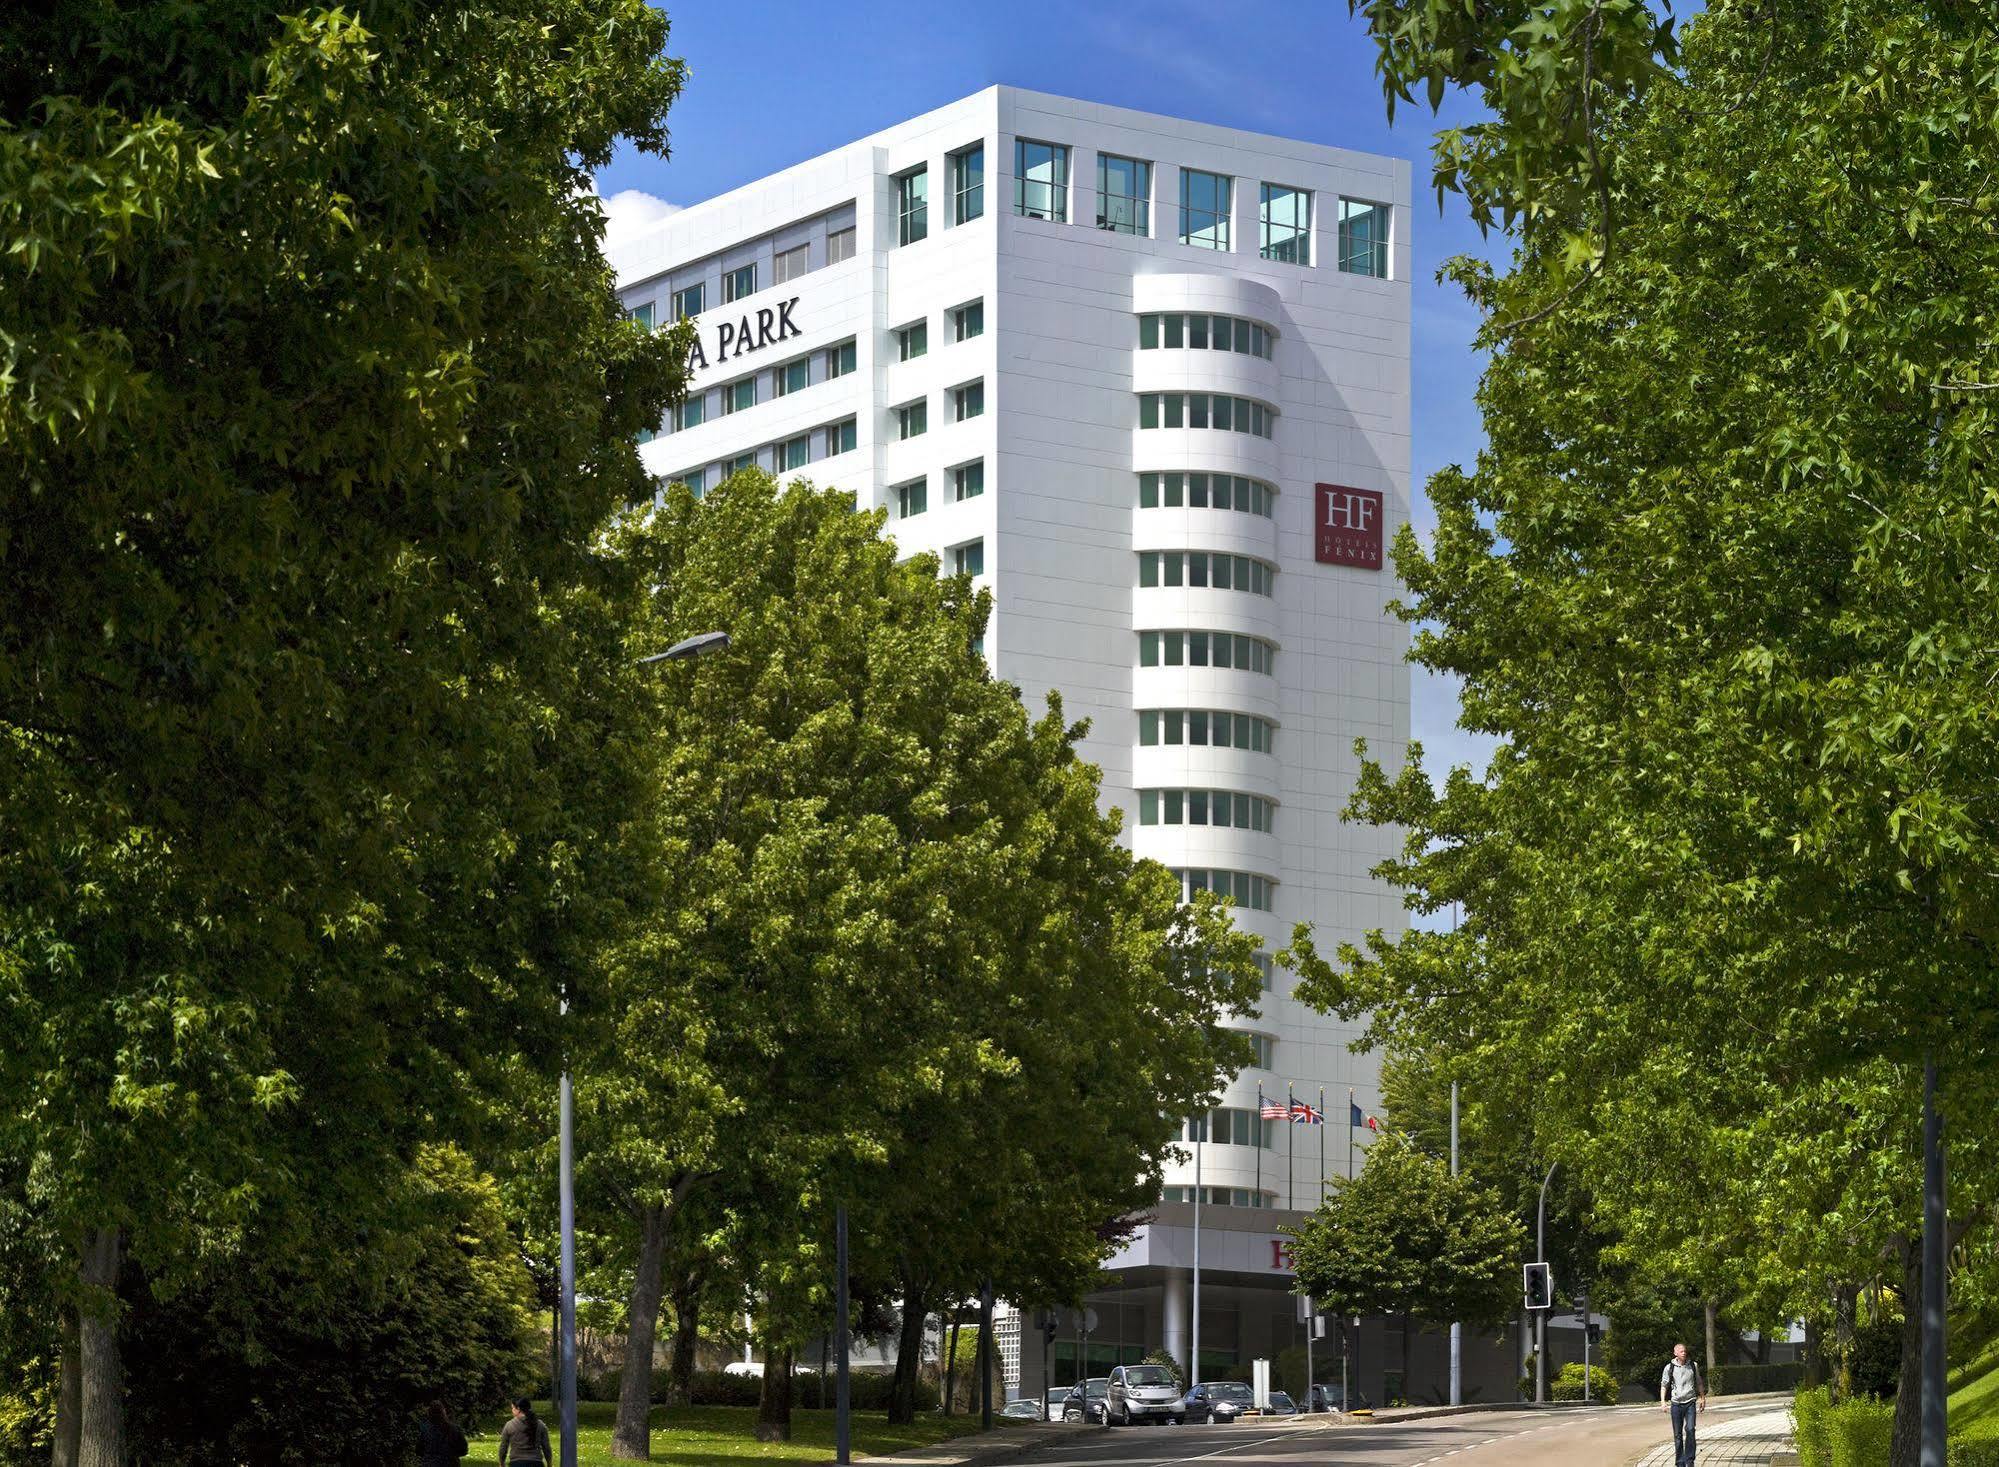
left=1259, top=1100, right=1291, bottom=1119
left=1290, top=1102, right=1325, bottom=1125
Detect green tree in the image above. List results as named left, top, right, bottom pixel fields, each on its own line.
left=0, top=5, right=690, bottom=1460
left=1307, top=2, right=1999, bottom=1461
left=1288, top=1132, right=1526, bottom=1394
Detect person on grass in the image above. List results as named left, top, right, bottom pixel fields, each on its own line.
left=1659, top=1342, right=1707, bottom=1467
left=416, top=1399, right=468, bottom=1467
left=499, top=1397, right=553, bottom=1467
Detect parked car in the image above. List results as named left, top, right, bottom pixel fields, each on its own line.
left=1263, top=1391, right=1299, bottom=1416
left=1058, top=1378, right=1110, bottom=1423
left=1104, top=1364, right=1185, bottom=1425
left=1307, top=1383, right=1370, bottom=1413
left=1181, top=1380, right=1253, bottom=1423
left=999, top=1398, right=1045, bottom=1420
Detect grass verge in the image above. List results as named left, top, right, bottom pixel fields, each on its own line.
left=465, top=1402, right=998, bottom=1465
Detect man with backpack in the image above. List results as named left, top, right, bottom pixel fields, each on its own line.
left=1659, top=1343, right=1707, bottom=1466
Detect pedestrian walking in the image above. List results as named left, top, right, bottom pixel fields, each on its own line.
left=1659, top=1342, right=1707, bottom=1467
left=417, top=1399, right=468, bottom=1466
left=498, top=1397, right=553, bottom=1467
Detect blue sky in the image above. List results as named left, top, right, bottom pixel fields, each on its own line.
left=595, top=0, right=1504, bottom=778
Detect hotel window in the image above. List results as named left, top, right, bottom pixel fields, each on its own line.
left=1141, top=710, right=1277, bottom=755
left=1138, top=393, right=1273, bottom=438
left=1244, top=1034, right=1275, bottom=1068
left=950, top=143, right=985, bottom=224
left=895, top=399, right=927, bottom=440
left=896, top=320, right=928, bottom=362
left=626, top=301, right=655, bottom=329
left=1259, top=183, right=1312, bottom=264
left=722, top=377, right=756, bottom=415
left=896, top=166, right=929, bottom=246
left=773, top=357, right=809, bottom=398
left=671, top=282, right=704, bottom=320
left=672, top=465, right=706, bottom=495
left=636, top=423, right=656, bottom=446
left=952, top=300, right=984, bottom=342
left=1139, top=551, right=1275, bottom=596
left=723, top=263, right=756, bottom=303
left=952, top=539, right=985, bottom=576
left=824, top=417, right=857, bottom=456
left=1139, top=473, right=1275, bottom=518
left=826, top=226, right=856, bottom=265
left=1339, top=198, right=1391, bottom=277
left=1179, top=1108, right=1273, bottom=1149
left=1136, top=788, right=1274, bottom=832
left=1164, top=1186, right=1273, bottom=1207
left=1253, top=951, right=1273, bottom=989
left=673, top=394, right=706, bottom=431
left=1096, top=153, right=1151, bottom=235
left=952, top=380, right=984, bottom=422
left=1138, top=630, right=1275, bottom=675
left=1179, top=168, right=1232, bottom=251
left=729, top=452, right=757, bottom=475
left=1139, top=312, right=1272, bottom=359
left=951, top=460, right=984, bottom=501
left=895, top=478, right=928, bottom=518
left=1014, top=139, right=1069, bottom=221
left=1170, top=867, right=1275, bottom=913
left=773, top=242, right=809, bottom=284
left=824, top=339, right=857, bottom=379
left=782, top=434, right=810, bottom=471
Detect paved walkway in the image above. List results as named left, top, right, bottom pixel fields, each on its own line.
left=1626, top=1406, right=1794, bottom=1466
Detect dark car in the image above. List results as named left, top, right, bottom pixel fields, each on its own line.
left=999, top=1398, right=1045, bottom=1420
left=1308, top=1383, right=1369, bottom=1413
left=1058, top=1378, right=1110, bottom=1423
left=1182, top=1380, right=1254, bottom=1423
left=1264, top=1391, right=1299, bottom=1416
left=1104, top=1364, right=1185, bottom=1425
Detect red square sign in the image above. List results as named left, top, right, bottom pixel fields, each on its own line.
left=1315, top=484, right=1385, bottom=569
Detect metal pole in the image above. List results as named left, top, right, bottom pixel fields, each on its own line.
left=1287, top=1085, right=1295, bottom=1211
left=1450, top=1082, right=1461, bottom=1407
left=1536, top=1163, right=1556, bottom=1405
left=1256, top=1085, right=1263, bottom=1202
left=835, top=1205, right=850, bottom=1465
left=1305, top=1305, right=1314, bottom=1410
left=558, top=1064, right=578, bottom=1467
left=1922, top=1059, right=1947, bottom=1467
left=1319, top=1087, right=1327, bottom=1206
left=1192, top=1130, right=1202, bottom=1387
left=1583, top=1310, right=1591, bottom=1403
left=979, top=1281, right=995, bottom=1431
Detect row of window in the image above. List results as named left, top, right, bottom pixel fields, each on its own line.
left=1138, top=312, right=1274, bottom=358
left=894, top=380, right=984, bottom=440
left=1139, top=629, right=1276, bottom=674
left=649, top=338, right=859, bottom=439
left=1142, top=709, right=1275, bottom=754
left=1170, top=866, right=1276, bottom=912
left=633, top=227, right=857, bottom=327
left=894, top=299, right=985, bottom=362
left=663, top=415, right=857, bottom=495
left=896, top=144, right=987, bottom=245
left=1138, top=788, right=1275, bottom=832
left=1010, top=140, right=1390, bottom=276
left=1139, top=550, right=1275, bottom=596
left=1139, top=472, right=1275, bottom=517
left=892, top=460, right=984, bottom=518
left=1162, top=1185, right=1275, bottom=1208
left=1138, top=392, right=1276, bottom=437
left=1179, top=1107, right=1273, bottom=1149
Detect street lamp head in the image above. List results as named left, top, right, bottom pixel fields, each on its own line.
left=638, top=630, right=730, bottom=666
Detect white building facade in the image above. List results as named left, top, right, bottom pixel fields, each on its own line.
left=613, top=86, right=1415, bottom=1392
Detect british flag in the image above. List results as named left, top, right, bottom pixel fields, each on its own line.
left=1289, top=1102, right=1325, bottom=1125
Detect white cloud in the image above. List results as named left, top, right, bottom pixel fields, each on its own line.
left=594, top=187, right=683, bottom=254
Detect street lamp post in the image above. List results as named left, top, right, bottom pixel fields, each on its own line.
left=557, top=630, right=730, bottom=1467
left=1535, top=1163, right=1557, bottom=1406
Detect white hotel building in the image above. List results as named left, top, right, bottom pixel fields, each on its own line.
left=612, top=87, right=1448, bottom=1398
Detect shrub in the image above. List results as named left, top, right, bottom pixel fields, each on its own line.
left=1793, top=1386, right=1833, bottom=1467
left=1852, top=1318, right=1903, bottom=1399
left=1551, top=1362, right=1618, bottom=1402
left=1950, top=1441, right=1999, bottom=1467
left=1715, top=1361, right=1808, bottom=1395
left=1826, top=1396, right=1894, bottom=1467
left=785, top=1370, right=937, bottom=1414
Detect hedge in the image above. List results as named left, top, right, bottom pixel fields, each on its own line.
left=1714, top=1361, right=1807, bottom=1395
left=1827, top=1396, right=1894, bottom=1467
left=1950, top=1441, right=1999, bottom=1467
left=1794, top=1387, right=1832, bottom=1467
left=1551, top=1363, right=1619, bottom=1402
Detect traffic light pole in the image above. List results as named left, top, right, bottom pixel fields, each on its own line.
left=1449, top=1083, right=1461, bottom=1407
left=1535, top=1164, right=1556, bottom=1405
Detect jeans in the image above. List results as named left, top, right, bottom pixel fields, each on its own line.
left=1672, top=1399, right=1698, bottom=1466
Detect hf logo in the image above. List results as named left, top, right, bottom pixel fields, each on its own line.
left=1314, top=484, right=1385, bottom=569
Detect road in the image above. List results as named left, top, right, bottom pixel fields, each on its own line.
left=1000, top=1398, right=1789, bottom=1467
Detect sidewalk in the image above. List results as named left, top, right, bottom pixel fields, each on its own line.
left=1626, top=1406, right=1794, bottom=1466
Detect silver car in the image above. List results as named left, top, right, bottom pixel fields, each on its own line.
left=1104, top=1364, right=1186, bottom=1425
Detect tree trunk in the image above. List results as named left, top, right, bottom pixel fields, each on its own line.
left=1803, top=1316, right=1824, bottom=1388
left=887, top=1286, right=929, bottom=1426
left=612, top=1203, right=671, bottom=1460
left=1834, top=1282, right=1858, bottom=1398
left=76, top=1228, right=123, bottom=1467
left=1703, top=1299, right=1718, bottom=1372
left=666, top=1265, right=701, bottom=1409
left=52, top=1307, right=80, bottom=1467
left=755, top=1343, right=794, bottom=1442
left=1890, top=1238, right=1924, bottom=1467
left=943, top=1309, right=962, bottom=1416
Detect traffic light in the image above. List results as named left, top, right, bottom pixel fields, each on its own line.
left=1523, top=1262, right=1553, bottom=1311
left=1035, top=1310, right=1059, bottom=1346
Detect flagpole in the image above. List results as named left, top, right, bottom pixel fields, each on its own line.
left=1288, top=1083, right=1296, bottom=1212
left=1256, top=1084, right=1264, bottom=1202
left=1319, top=1087, right=1327, bottom=1206
left=1348, top=1088, right=1355, bottom=1181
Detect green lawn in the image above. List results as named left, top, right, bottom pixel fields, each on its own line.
left=1951, top=1342, right=1999, bottom=1444
left=462, top=1403, right=998, bottom=1465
